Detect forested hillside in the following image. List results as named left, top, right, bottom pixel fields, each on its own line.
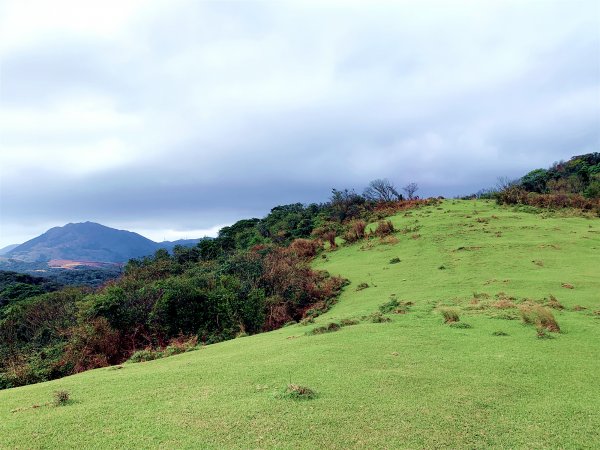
left=1, top=155, right=598, bottom=391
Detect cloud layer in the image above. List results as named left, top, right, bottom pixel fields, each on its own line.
left=1, top=0, right=599, bottom=246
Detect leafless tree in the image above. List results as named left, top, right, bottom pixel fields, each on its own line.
left=495, top=176, right=517, bottom=192
left=363, top=179, right=401, bottom=202
left=403, top=182, right=419, bottom=200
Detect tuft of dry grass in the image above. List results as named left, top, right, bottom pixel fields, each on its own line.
left=519, top=304, right=560, bottom=332
left=546, top=294, right=564, bottom=310
left=492, top=299, right=517, bottom=309
left=374, top=220, right=395, bottom=237
left=439, top=307, right=460, bottom=324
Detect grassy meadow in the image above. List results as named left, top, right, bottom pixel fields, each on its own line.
left=1, top=200, right=599, bottom=449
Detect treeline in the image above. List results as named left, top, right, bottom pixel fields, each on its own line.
left=0, top=260, right=122, bottom=287
left=476, top=153, right=600, bottom=212
left=0, top=180, right=426, bottom=389
left=0, top=271, right=61, bottom=309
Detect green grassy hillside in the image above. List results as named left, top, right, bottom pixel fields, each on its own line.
left=1, top=200, right=599, bottom=449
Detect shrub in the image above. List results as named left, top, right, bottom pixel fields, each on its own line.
left=492, top=331, right=509, bottom=336
left=519, top=304, right=560, bottom=332
left=340, top=318, right=359, bottom=326
left=365, top=312, right=391, bottom=323
left=439, top=307, right=460, bottom=323
left=280, top=384, right=317, bottom=400
left=289, top=239, right=321, bottom=259
left=374, top=220, right=395, bottom=238
left=323, top=231, right=337, bottom=249
left=53, top=390, right=70, bottom=406
left=342, top=230, right=360, bottom=244
left=355, top=282, right=369, bottom=291
left=128, top=348, right=161, bottom=363
left=300, top=317, right=315, bottom=326
left=449, top=322, right=472, bottom=329
left=379, top=297, right=412, bottom=314
left=306, top=322, right=341, bottom=335
left=389, top=257, right=401, bottom=264
left=59, top=317, right=120, bottom=373
left=162, top=335, right=198, bottom=357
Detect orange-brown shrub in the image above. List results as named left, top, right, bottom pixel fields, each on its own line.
left=60, top=317, right=121, bottom=373
left=260, top=247, right=346, bottom=329
left=289, top=238, right=321, bottom=259
left=323, top=231, right=337, bottom=248
left=374, top=220, right=395, bottom=237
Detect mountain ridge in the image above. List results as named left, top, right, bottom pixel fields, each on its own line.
left=6, top=222, right=203, bottom=263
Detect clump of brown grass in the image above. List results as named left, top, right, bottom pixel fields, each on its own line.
left=519, top=304, right=560, bottom=332
left=380, top=235, right=399, bottom=245
left=439, top=307, right=460, bottom=324
left=561, top=283, right=574, bottom=289
left=492, top=299, right=516, bottom=309
left=374, top=220, right=395, bottom=237
left=546, top=294, right=564, bottom=310
left=572, top=305, right=587, bottom=311
left=342, top=221, right=367, bottom=244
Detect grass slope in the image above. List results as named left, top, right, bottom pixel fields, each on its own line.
left=1, top=200, right=599, bottom=449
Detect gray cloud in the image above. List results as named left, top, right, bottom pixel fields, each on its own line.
left=1, top=0, right=599, bottom=246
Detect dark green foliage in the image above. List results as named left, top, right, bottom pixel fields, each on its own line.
left=496, top=153, right=600, bottom=210
left=0, top=271, right=61, bottom=309
left=329, top=189, right=367, bottom=222
left=1, top=231, right=345, bottom=389
left=449, top=322, right=472, bottom=329
left=492, top=331, right=509, bottom=336
left=389, top=257, right=401, bottom=264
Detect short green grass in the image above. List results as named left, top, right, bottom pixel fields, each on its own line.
left=1, top=200, right=599, bottom=448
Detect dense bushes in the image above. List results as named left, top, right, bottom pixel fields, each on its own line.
left=496, top=153, right=600, bottom=213
left=1, top=179, right=432, bottom=389
left=0, top=242, right=346, bottom=388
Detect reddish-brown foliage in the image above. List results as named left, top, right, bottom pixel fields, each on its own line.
left=289, top=238, right=322, bottom=259
left=60, top=318, right=121, bottom=373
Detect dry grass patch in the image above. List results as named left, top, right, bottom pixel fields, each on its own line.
left=519, top=304, right=560, bottom=333
left=439, top=307, right=460, bottom=324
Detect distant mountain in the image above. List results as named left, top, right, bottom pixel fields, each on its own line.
left=6, top=222, right=203, bottom=263
left=0, top=244, right=19, bottom=256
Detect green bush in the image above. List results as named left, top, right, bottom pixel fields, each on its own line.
left=306, top=322, right=341, bottom=335
left=128, top=349, right=162, bottom=363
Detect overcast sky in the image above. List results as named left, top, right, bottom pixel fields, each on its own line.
left=0, top=0, right=599, bottom=247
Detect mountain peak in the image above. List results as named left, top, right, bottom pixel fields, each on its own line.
left=6, top=223, right=200, bottom=263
